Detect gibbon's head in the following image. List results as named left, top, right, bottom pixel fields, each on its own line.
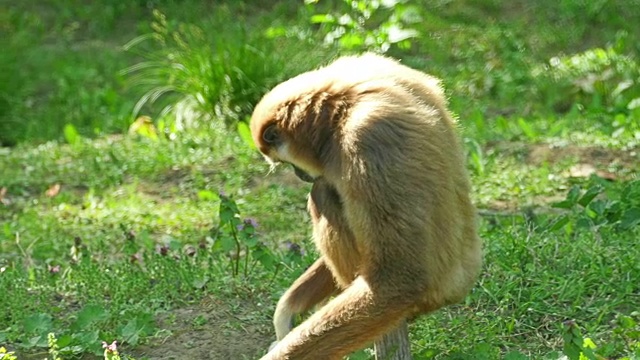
left=250, top=69, right=346, bottom=183
left=250, top=53, right=442, bottom=183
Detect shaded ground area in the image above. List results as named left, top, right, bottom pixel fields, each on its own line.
left=129, top=296, right=272, bottom=360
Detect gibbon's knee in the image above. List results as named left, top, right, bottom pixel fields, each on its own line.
left=267, top=276, right=414, bottom=360
left=251, top=52, right=482, bottom=359
left=273, top=258, right=337, bottom=340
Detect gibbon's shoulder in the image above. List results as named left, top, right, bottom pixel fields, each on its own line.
left=322, top=53, right=442, bottom=89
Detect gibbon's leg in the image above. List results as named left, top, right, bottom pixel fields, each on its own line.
left=273, top=258, right=337, bottom=340
left=307, top=181, right=361, bottom=287
left=261, top=276, right=423, bottom=360
left=374, top=321, right=412, bottom=360
left=272, top=180, right=354, bottom=342
left=272, top=180, right=350, bottom=341
left=269, top=180, right=416, bottom=360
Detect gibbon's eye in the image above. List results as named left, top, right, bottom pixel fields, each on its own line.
left=262, top=124, right=280, bottom=145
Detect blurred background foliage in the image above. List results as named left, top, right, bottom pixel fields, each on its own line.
left=1, top=0, right=639, bottom=146
left=1, top=1, right=639, bottom=359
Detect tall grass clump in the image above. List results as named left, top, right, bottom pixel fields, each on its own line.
left=122, top=9, right=298, bottom=133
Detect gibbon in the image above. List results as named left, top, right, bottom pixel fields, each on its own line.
left=250, top=53, right=482, bottom=360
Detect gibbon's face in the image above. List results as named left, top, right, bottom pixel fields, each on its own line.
left=250, top=70, right=335, bottom=184
left=250, top=112, right=322, bottom=184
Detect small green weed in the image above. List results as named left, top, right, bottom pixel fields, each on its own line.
left=0, top=347, right=18, bottom=360
left=213, top=192, right=279, bottom=279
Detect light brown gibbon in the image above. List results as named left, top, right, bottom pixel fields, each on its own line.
left=250, top=53, right=482, bottom=360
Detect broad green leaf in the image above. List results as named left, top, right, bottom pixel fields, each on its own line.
left=23, top=313, right=52, bottom=335
left=548, top=215, right=570, bottom=231
left=72, top=331, right=99, bottom=348
left=621, top=180, right=640, bottom=202
left=252, top=245, right=276, bottom=270
left=553, top=186, right=581, bottom=209
left=588, top=199, right=607, bottom=217
left=218, top=235, right=237, bottom=252
left=118, top=313, right=154, bottom=346
left=517, top=117, right=537, bottom=140
left=620, top=207, right=640, bottom=230
left=576, top=216, right=592, bottom=229
left=339, top=33, right=365, bottom=49
left=617, top=315, right=637, bottom=329
left=192, top=276, right=209, bottom=289
left=120, top=320, right=140, bottom=346
left=578, top=185, right=602, bottom=207
left=55, top=334, right=73, bottom=348
left=71, top=304, right=109, bottom=331
left=26, top=335, right=47, bottom=348
left=197, top=190, right=219, bottom=201
left=264, top=26, right=286, bottom=38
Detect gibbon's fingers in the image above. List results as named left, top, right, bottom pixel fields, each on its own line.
left=261, top=277, right=412, bottom=360
left=273, top=258, right=337, bottom=340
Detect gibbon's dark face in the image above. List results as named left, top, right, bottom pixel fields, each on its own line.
left=253, top=122, right=321, bottom=183
left=260, top=124, right=315, bottom=182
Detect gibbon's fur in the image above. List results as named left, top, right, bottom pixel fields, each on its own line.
left=250, top=53, right=482, bottom=360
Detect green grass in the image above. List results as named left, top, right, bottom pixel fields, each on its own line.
left=1, top=0, right=640, bottom=359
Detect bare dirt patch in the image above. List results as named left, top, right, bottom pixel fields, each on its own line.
left=489, top=141, right=638, bottom=179
left=526, top=143, right=638, bottom=168
left=129, top=296, right=273, bottom=360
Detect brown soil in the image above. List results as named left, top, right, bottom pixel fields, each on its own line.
left=525, top=143, right=638, bottom=168
left=486, top=141, right=638, bottom=169
left=129, top=296, right=273, bottom=360
left=486, top=141, right=638, bottom=181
